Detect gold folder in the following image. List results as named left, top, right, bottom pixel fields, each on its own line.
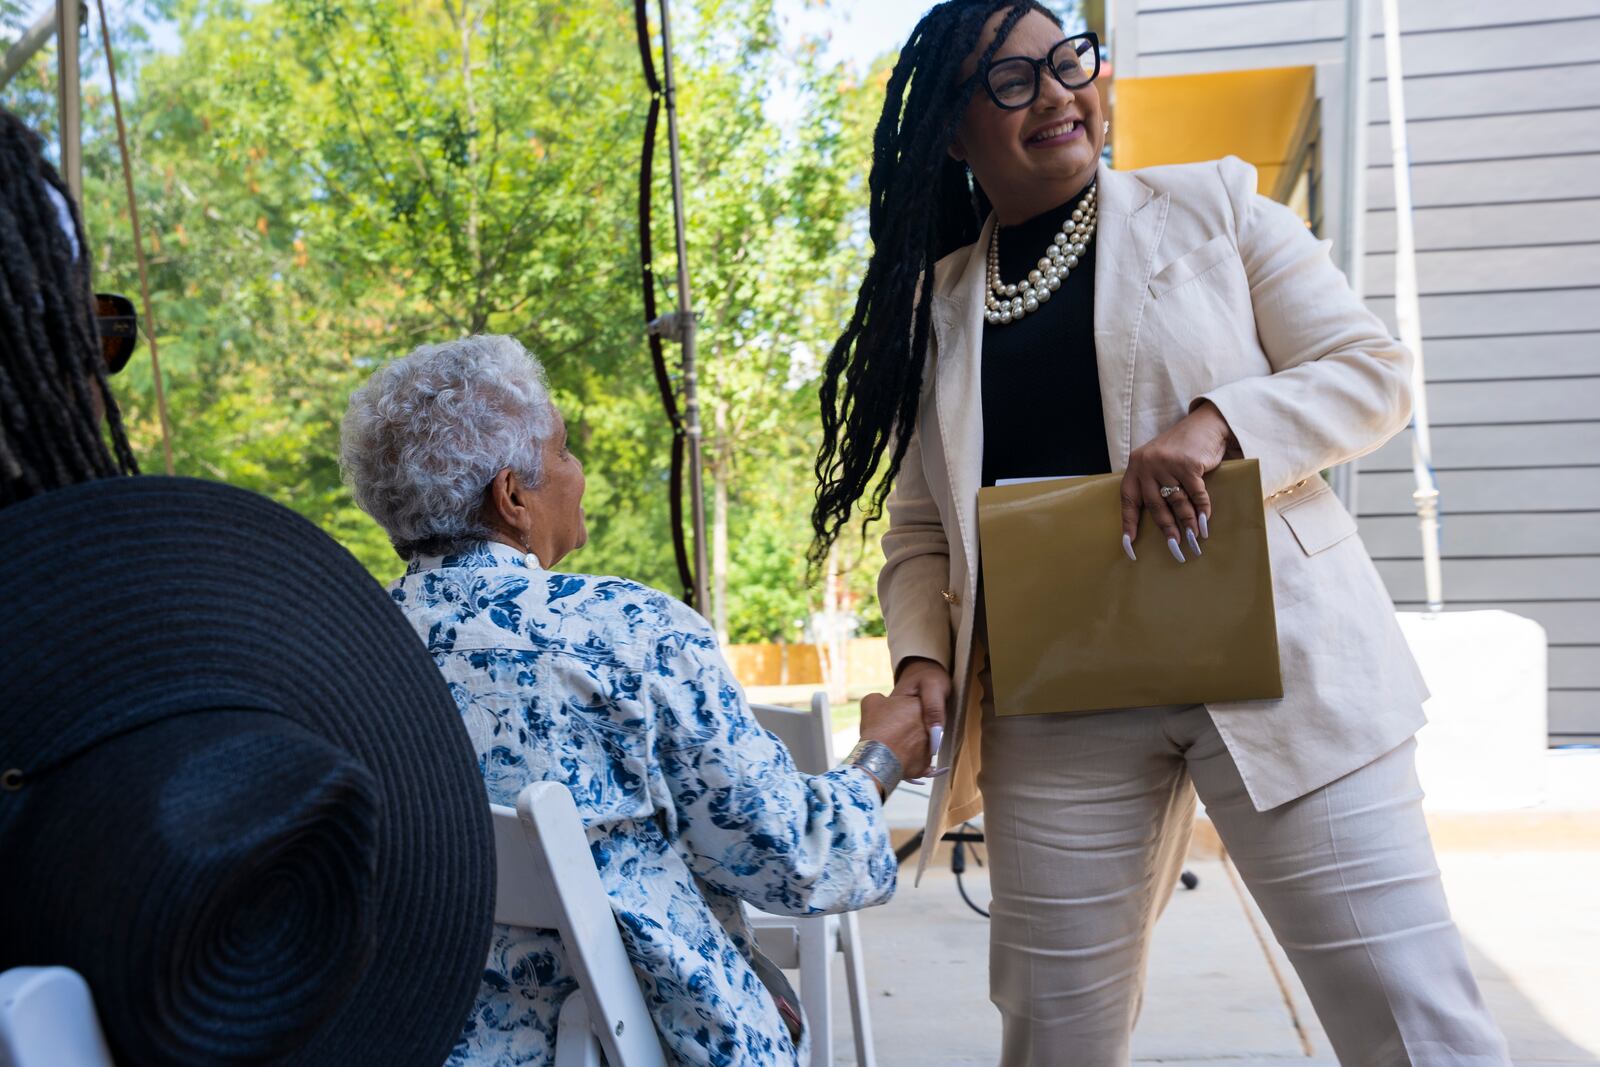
left=977, top=458, right=1283, bottom=716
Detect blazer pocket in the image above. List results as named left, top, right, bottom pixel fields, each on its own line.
left=1277, top=483, right=1359, bottom=556
left=1148, top=234, right=1236, bottom=300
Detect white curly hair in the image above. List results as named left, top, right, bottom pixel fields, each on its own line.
left=340, top=334, right=555, bottom=558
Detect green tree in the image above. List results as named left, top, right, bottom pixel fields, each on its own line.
left=11, top=0, right=897, bottom=648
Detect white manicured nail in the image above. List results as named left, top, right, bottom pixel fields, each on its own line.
left=1122, top=533, right=1137, bottom=561
left=1168, top=537, right=1186, bottom=563
left=1187, top=529, right=1203, bottom=556
left=1199, top=513, right=1210, bottom=539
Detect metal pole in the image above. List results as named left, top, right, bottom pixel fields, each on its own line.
left=97, top=0, right=175, bottom=474
left=1330, top=0, right=1372, bottom=514
left=657, top=0, right=711, bottom=616
left=1380, top=0, right=1443, bottom=614
left=56, top=0, right=83, bottom=202
left=1, top=9, right=57, bottom=90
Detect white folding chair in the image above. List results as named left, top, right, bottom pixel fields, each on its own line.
left=492, top=782, right=668, bottom=1067
left=0, top=967, right=115, bottom=1067
left=748, top=692, right=877, bottom=1067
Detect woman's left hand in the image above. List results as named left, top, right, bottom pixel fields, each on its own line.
left=1119, top=400, right=1240, bottom=563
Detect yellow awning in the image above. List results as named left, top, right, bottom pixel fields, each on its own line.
left=1111, top=66, right=1317, bottom=206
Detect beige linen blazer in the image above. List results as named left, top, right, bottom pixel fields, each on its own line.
left=881, top=156, right=1429, bottom=879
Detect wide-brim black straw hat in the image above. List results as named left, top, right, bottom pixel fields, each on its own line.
left=0, top=477, right=494, bottom=1065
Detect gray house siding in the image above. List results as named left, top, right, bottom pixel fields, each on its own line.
left=1110, top=0, right=1600, bottom=742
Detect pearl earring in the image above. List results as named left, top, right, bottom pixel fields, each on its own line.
left=1103, top=120, right=1110, bottom=134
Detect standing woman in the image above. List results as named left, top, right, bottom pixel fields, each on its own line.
left=811, top=3, right=1509, bottom=1065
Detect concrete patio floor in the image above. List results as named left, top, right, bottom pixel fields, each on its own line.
left=821, top=851, right=1600, bottom=1066
left=811, top=750, right=1600, bottom=1066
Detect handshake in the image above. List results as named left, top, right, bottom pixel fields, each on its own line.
left=857, top=657, right=953, bottom=786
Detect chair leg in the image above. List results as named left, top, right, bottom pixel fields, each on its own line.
left=838, top=912, right=876, bottom=1067
left=799, top=916, right=834, bottom=1067
left=555, top=991, right=603, bottom=1067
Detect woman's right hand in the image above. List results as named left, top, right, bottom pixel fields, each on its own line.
left=893, top=657, right=952, bottom=734
left=862, top=656, right=953, bottom=780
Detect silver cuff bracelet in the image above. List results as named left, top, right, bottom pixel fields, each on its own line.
left=843, top=739, right=902, bottom=799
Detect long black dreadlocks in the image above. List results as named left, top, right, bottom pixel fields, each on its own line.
left=810, top=0, right=1058, bottom=566
left=0, top=107, right=138, bottom=506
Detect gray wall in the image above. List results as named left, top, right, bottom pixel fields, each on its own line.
left=1110, top=0, right=1600, bottom=743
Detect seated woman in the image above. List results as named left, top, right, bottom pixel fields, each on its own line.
left=340, top=334, right=930, bottom=1067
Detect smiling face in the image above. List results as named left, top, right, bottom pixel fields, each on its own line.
left=951, top=10, right=1106, bottom=225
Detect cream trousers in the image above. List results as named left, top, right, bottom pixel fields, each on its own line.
left=977, top=687, right=1510, bottom=1066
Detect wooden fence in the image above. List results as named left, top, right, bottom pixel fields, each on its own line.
left=724, top=637, right=893, bottom=691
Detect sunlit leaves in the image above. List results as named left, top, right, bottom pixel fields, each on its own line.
left=28, top=0, right=893, bottom=639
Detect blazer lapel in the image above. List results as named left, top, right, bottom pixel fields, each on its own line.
left=930, top=215, right=996, bottom=572
left=1092, top=163, right=1169, bottom=469
left=927, top=169, right=1167, bottom=550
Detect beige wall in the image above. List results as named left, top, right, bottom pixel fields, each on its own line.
left=1108, top=0, right=1600, bottom=743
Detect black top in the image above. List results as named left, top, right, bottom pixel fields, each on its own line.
left=980, top=183, right=1111, bottom=488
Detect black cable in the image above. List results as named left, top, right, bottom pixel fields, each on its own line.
left=962, top=820, right=985, bottom=868
left=633, top=0, right=696, bottom=608
left=950, top=836, right=990, bottom=920
left=894, top=825, right=993, bottom=919
left=955, top=872, right=989, bottom=919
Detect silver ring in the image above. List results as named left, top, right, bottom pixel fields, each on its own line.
left=1159, top=485, right=1183, bottom=499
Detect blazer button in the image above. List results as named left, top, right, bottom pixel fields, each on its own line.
left=941, top=589, right=961, bottom=605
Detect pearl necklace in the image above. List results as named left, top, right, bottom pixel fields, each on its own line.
left=985, top=183, right=1098, bottom=326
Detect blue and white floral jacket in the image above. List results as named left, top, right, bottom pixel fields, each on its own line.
left=390, top=541, right=896, bottom=1066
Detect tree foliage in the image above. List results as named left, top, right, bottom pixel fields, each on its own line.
left=5, top=0, right=895, bottom=641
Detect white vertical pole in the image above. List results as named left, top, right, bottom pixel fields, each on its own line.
left=1330, top=0, right=1372, bottom=514
left=1380, top=0, right=1444, bottom=613
left=56, top=0, right=83, bottom=202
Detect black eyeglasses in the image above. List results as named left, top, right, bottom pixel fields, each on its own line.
left=977, top=32, right=1101, bottom=111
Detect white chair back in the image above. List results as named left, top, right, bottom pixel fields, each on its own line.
left=745, top=692, right=877, bottom=1067
left=0, top=967, right=115, bottom=1067
left=750, top=690, right=836, bottom=775
left=490, top=782, right=668, bottom=1067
